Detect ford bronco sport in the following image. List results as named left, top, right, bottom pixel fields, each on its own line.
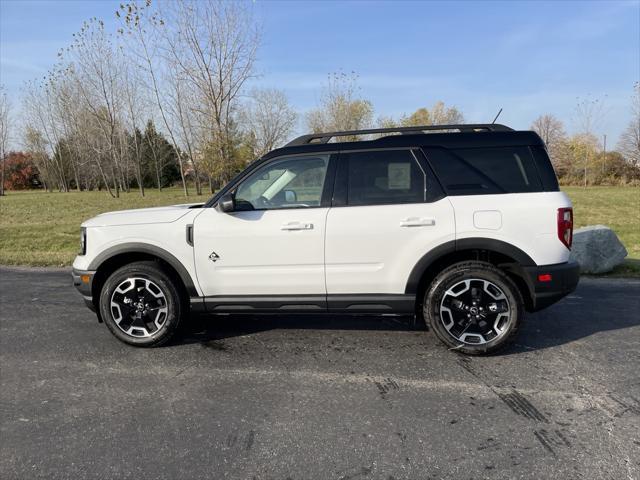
left=72, top=124, right=579, bottom=355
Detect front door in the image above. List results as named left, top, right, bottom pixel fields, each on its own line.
left=193, top=154, right=334, bottom=298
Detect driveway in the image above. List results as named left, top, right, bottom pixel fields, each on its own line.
left=1, top=267, right=639, bottom=479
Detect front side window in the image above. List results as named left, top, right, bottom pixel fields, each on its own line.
left=345, top=150, right=425, bottom=206
left=235, top=155, right=330, bottom=210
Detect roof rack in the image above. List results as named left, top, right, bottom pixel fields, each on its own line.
left=285, top=124, right=514, bottom=147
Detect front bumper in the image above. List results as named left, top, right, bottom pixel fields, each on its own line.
left=72, top=268, right=97, bottom=312
left=523, top=260, right=580, bottom=311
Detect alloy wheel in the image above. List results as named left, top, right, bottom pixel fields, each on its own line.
left=439, top=278, right=512, bottom=345
left=110, top=277, right=169, bottom=338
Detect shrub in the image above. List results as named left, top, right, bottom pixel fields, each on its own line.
left=2, top=152, right=41, bottom=190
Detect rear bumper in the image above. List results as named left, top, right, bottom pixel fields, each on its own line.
left=72, top=268, right=96, bottom=312
left=523, top=261, right=580, bottom=311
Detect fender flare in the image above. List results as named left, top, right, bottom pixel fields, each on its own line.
left=404, top=238, right=536, bottom=294
left=88, top=242, right=199, bottom=296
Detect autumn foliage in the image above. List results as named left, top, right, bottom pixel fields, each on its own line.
left=2, top=152, right=40, bottom=190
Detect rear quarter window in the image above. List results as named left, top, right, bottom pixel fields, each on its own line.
left=423, top=146, right=543, bottom=195
left=530, top=146, right=560, bottom=191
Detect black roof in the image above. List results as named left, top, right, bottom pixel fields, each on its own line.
left=263, top=124, right=544, bottom=160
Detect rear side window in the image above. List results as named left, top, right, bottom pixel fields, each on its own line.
left=345, top=150, right=425, bottom=206
left=531, top=146, right=560, bottom=191
left=424, top=146, right=543, bottom=195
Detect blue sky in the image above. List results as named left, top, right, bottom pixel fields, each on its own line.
left=1, top=0, right=639, bottom=146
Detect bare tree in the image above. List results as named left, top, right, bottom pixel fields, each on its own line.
left=68, top=97, right=118, bottom=194
left=242, top=88, right=297, bottom=158
left=121, top=60, right=147, bottom=196
left=306, top=71, right=373, bottom=137
left=575, top=95, right=607, bottom=136
left=530, top=114, right=567, bottom=167
left=166, top=66, right=204, bottom=194
left=166, top=0, right=259, bottom=184
left=118, top=1, right=190, bottom=196
left=617, top=82, right=640, bottom=167
left=531, top=114, right=566, bottom=147
left=574, top=95, right=607, bottom=187
left=13, top=0, right=271, bottom=196
left=66, top=18, right=127, bottom=197
left=22, top=80, right=70, bottom=192
left=47, top=66, right=86, bottom=192
left=0, top=86, right=10, bottom=196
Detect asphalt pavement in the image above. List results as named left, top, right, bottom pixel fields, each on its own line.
left=1, top=267, right=639, bottom=480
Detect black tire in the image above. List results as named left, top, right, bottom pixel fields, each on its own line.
left=99, top=261, right=183, bottom=347
left=423, top=261, right=523, bottom=355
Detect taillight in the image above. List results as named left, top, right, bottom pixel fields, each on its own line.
left=557, top=208, right=573, bottom=249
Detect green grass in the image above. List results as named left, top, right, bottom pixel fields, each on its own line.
left=1, top=186, right=638, bottom=275
left=562, top=186, right=640, bottom=277
left=0, top=188, right=211, bottom=266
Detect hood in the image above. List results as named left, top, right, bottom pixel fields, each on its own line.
left=82, top=203, right=204, bottom=227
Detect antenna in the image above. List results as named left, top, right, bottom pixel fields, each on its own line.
left=491, top=108, right=503, bottom=124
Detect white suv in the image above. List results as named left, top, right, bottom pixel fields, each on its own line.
left=72, top=124, right=579, bottom=355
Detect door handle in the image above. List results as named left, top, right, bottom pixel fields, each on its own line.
left=400, top=217, right=436, bottom=227
left=281, top=222, right=314, bottom=231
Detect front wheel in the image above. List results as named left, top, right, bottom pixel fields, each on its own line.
left=423, top=261, right=523, bottom=355
left=99, top=261, right=183, bottom=347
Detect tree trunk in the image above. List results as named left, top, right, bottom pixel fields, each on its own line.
left=0, top=156, right=4, bottom=196
left=110, top=164, right=120, bottom=198
left=177, top=156, right=188, bottom=197
left=137, top=166, right=145, bottom=196
left=71, top=157, right=81, bottom=192
left=155, top=159, right=162, bottom=191
left=147, top=135, right=162, bottom=192
left=193, top=162, right=202, bottom=196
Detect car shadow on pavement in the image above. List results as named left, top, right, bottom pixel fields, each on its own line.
left=502, top=281, right=640, bottom=354
left=172, top=307, right=640, bottom=355
left=173, top=283, right=640, bottom=355
left=177, top=313, right=423, bottom=347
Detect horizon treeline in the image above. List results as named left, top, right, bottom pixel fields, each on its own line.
left=0, top=1, right=638, bottom=196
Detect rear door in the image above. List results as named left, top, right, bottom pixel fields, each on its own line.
left=423, top=146, right=571, bottom=266
left=324, top=148, right=455, bottom=301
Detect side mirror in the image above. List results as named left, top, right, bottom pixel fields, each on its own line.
left=218, top=193, right=235, bottom=213
left=284, top=190, right=297, bottom=203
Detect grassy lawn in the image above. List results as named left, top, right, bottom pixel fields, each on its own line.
left=0, top=188, right=211, bottom=267
left=563, top=186, right=640, bottom=277
left=1, top=186, right=638, bottom=275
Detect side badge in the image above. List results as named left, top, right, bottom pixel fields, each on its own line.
left=208, top=251, right=220, bottom=262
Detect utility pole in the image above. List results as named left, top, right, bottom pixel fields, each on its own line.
left=584, top=143, right=588, bottom=189
left=602, top=134, right=607, bottom=175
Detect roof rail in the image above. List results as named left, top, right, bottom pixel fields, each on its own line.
left=285, top=124, right=514, bottom=147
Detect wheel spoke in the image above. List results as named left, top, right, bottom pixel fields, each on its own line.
left=119, top=313, right=137, bottom=331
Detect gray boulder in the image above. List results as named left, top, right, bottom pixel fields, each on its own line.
left=570, top=225, right=627, bottom=274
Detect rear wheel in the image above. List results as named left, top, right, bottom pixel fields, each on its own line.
left=423, top=261, right=523, bottom=355
left=99, top=261, right=183, bottom=347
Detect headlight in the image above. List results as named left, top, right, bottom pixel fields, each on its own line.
left=80, top=227, right=87, bottom=255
